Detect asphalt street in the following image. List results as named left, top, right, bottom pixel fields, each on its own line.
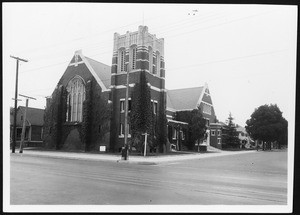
left=10, top=150, right=287, bottom=205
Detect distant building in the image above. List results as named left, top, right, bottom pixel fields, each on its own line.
left=10, top=106, right=44, bottom=147
left=235, top=125, right=255, bottom=149
left=166, top=84, right=217, bottom=150
left=209, top=122, right=255, bottom=150
left=209, top=122, right=226, bottom=149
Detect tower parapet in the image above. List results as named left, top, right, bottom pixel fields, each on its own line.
left=111, top=25, right=165, bottom=78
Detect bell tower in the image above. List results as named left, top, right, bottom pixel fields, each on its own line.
left=110, top=26, right=166, bottom=152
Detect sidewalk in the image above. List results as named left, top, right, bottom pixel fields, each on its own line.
left=11, top=148, right=257, bottom=164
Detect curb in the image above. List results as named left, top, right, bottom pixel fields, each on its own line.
left=11, top=152, right=120, bottom=163
left=11, top=149, right=258, bottom=164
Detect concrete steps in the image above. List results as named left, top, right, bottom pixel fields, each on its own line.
left=207, top=145, right=222, bottom=152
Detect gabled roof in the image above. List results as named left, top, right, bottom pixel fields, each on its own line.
left=69, top=50, right=111, bottom=91
left=166, top=86, right=204, bottom=111
left=18, top=106, right=44, bottom=126
left=85, top=57, right=111, bottom=89
left=236, top=125, right=247, bottom=133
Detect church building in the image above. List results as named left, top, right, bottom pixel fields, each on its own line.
left=43, top=26, right=217, bottom=152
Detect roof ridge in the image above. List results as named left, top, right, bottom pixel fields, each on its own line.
left=166, top=92, right=175, bottom=110
left=85, top=56, right=110, bottom=67
left=18, top=106, right=44, bottom=110
left=167, top=86, right=204, bottom=92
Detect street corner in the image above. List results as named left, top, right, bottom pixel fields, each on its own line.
left=116, top=159, right=130, bottom=163
left=116, top=159, right=158, bottom=165
left=136, top=161, right=158, bottom=165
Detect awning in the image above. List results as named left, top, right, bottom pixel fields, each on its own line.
left=167, top=119, right=188, bottom=126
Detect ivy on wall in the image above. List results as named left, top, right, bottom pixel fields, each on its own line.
left=81, top=80, right=92, bottom=152
left=43, top=77, right=110, bottom=152
left=130, top=71, right=153, bottom=153
left=155, top=92, right=168, bottom=153
left=81, top=78, right=111, bottom=151
left=43, top=85, right=67, bottom=149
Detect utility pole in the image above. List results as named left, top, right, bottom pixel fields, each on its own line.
left=19, top=94, right=36, bottom=153
left=10, top=55, right=28, bottom=153
left=123, top=63, right=130, bottom=160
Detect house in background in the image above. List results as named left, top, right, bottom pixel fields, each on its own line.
left=236, top=125, right=255, bottom=149
left=209, top=122, right=255, bottom=150
left=166, top=83, right=218, bottom=150
left=209, top=121, right=226, bottom=149
left=10, top=106, right=44, bottom=147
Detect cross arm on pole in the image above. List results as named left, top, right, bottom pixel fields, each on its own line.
left=10, top=55, right=28, bottom=62
left=19, top=94, right=36, bottom=100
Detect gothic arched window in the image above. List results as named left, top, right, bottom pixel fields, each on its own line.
left=66, top=76, right=86, bottom=122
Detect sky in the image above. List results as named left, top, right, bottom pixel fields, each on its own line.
left=3, top=3, right=297, bottom=127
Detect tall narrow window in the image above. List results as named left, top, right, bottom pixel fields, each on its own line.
left=66, top=76, right=85, bottom=122
left=119, top=49, right=126, bottom=72
left=172, top=127, right=177, bottom=140
left=72, top=93, right=77, bottom=121
left=66, top=94, right=71, bottom=121
left=148, top=46, right=153, bottom=73
left=119, top=123, right=124, bottom=136
left=77, top=92, right=82, bottom=121
left=156, top=51, right=160, bottom=76
left=153, top=101, right=158, bottom=114
left=120, top=100, right=125, bottom=112
left=130, top=46, right=137, bottom=70
left=153, top=53, right=157, bottom=74
left=128, top=99, right=132, bottom=111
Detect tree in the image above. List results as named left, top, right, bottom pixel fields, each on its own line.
left=176, top=106, right=207, bottom=151
left=222, top=113, right=240, bottom=149
left=246, top=104, right=288, bottom=150
left=130, top=71, right=153, bottom=153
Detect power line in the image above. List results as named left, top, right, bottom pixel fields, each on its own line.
left=166, top=48, right=289, bottom=72
left=18, top=8, right=280, bottom=75
left=18, top=8, right=258, bottom=65
left=16, top=9, right=224, bottom=63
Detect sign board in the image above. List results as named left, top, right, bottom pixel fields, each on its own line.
left=99, top=146, right=106, bottom=152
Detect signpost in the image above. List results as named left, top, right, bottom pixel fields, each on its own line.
left=142, top=133, right=148, bottom=157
